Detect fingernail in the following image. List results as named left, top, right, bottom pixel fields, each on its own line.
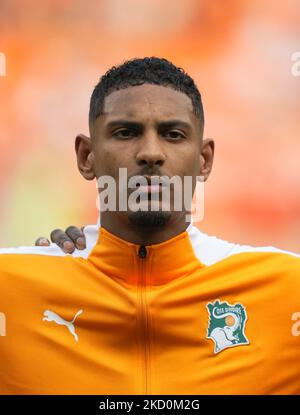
left=76, top=237, right=86, bottom=249
left=39, top=238, right=49, bottom=244
left=63, top=241, right=74, bottom=252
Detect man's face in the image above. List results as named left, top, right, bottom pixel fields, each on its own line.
left=84, top=83, right=211, bottom=227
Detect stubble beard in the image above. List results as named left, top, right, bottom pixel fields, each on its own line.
left=127, top=210, right=172, bottom=229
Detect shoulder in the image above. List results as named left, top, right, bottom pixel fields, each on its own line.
left=187, top=224, right=300, bottom=266
left=0, top=225, right=100, bottom=299
left=0, top=224, right=99, bottom=259
left=187, top=225, right=300, bottom=306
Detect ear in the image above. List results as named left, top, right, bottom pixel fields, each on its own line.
left=75, top=134, right=95, bottom=181
left=199, top=138, right=215, bottom=181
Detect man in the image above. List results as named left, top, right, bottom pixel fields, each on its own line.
left=1, top=57, right=300, bottom=395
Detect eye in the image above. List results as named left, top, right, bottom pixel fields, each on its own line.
left=163, top=130, right=186, bottom=140
left=112, top=129, right=137, bottom=139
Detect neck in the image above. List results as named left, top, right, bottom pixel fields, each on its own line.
left=100, top=211, right=191, bottom=245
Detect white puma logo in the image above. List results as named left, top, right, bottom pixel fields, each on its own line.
left=43, top=309, right=83, bottom=342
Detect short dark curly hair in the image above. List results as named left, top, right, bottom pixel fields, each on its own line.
left=89, top=57, right=204, bottom=128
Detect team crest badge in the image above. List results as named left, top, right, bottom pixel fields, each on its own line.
left=206, top=299, right=249, bottom=354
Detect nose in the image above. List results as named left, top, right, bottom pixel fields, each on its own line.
left=135, top=130, right=166, bottom=168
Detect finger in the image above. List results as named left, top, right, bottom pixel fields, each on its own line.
left=65, top=225, right=86, bottom=250
left=35, top=237, right=50, bottom=246
left=50, top=228, right=75, bottom=253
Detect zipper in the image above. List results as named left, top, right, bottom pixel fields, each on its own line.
left=137, top=245, right=150, bottom=394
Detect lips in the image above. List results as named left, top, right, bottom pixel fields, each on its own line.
left=137, top=175, right=168, bottom=193
left=138, top=184, right=162, bottom=193
left=129, top=175, right=169, bottom=195
left=141, top=175, right=168, bottom=186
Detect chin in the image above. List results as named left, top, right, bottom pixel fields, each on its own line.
left=127, top=210, right=172, bottom=228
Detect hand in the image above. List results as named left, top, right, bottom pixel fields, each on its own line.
left=35, top=226, right=86, bottom=253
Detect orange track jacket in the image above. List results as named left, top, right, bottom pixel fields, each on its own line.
left=0, top=221, right=299, bottom=394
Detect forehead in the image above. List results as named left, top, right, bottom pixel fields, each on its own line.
left=101, top=84, right=195, bottom=122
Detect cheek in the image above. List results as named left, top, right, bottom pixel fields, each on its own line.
left=93, top=150, right=114, bottom=177
left=175, top=149, right=200, bottom=177
left=93, top=144, right=132, bottom=178
left=192, top=154, right=201, bottom=176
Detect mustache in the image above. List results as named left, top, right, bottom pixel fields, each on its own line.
left=133, top=168, right=164, bottom=177
left=129, top=171, right=170, bottom=186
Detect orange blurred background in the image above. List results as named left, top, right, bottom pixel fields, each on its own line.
left=0, top=0, right=299, bottom=251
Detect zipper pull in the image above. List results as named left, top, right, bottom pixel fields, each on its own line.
left=138, top=245, right=147, bottom=259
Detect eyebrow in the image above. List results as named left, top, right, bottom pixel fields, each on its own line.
left=105, top=119, right=193, bottom=131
